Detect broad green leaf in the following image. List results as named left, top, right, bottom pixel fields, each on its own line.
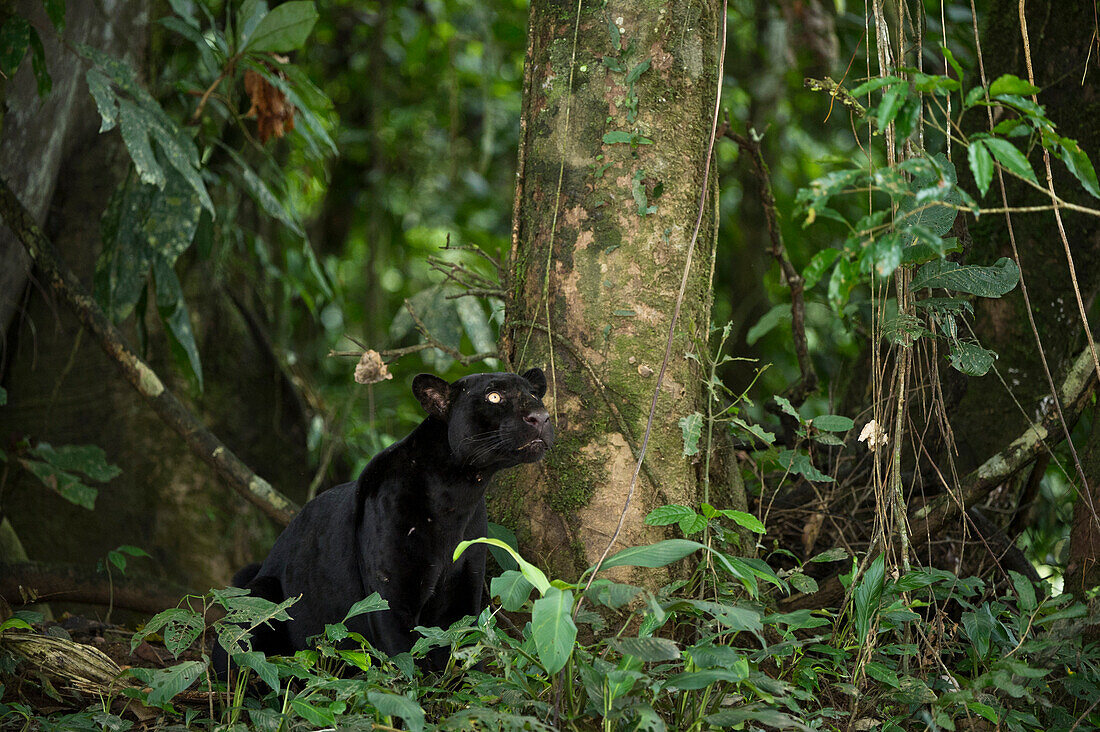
left=19, top=458, right=98, bottom=510
left=587, top=579, right=643, bottom=609
left=967, top=702, right=1001, bottom=724
left=989, top=73, right=1040, bottom=98
left=961, top=604, right=996, bottom=657
left=763, top=608, right=830, bottom=631
left=141, top=660, right=204, bottom=707
left=602, top=130, right=653, bottom=145
left=948, top=340, right=997, bottom=376
left=707, top=704, right=811, bottom=731
left=118, top=99, right=166, bottom=188
left=984, top=137, right=1037, bottom=183
left=865, top=660, right=901, bottom=688
left=624, top=58, right=650, bottom=85
left=864, top=233, right=902, bottom=279
left=678, top=513, right=707, bottom=535
left=968, top=139, right=994, bottom=196
left=95, top=178, right=154, bottom=320
left=367, top=691, right=425, bottom=732
left=233, top=651, right=280, bottom=692
left=912, top=257, right=1020, bottom=297
left=291, top=698, right=336, bottom=728
left=153, top=257, right=204, bottom=390
left=684, top=600, right=763, bottom=632
left=343, top=592, right=389, bottom=621
left=1008, top=570, right=1037, bottom=612
left=486, top=521, right=520, bottom=571
left=147, top=124, right=214, bottom=215
left=645, top=504, right=697, bottom=526
left=532, top=587, right=577, bottom=674
left=896, top=153, right=960, bottom=237
left=746, top=304, right=790, bottom=345
left=687, top=644, right=747, bottom=670
left=0, top=385, right=6, bottom=405
left=454, top=297, right=497, bottom=366
left=802, top=248, right=840, bottom=289
left=0, top=618, right=34, bottom=633
left=810, top=414, right=854, bottom=432
left=0, top=16, right=30, bottom=75
left=876, top=86, right=904, bottom=129
left=679, top=412, right=703, bottom=456
left=721, top=510, right=765, bottom=534
left=225, top=148, right=304, bottom=236
left=237, top=0, right=269, bottom=46
left=43, top=0, right=66, bottom=32
left=828, top=255, right=859, bottom=310
left=491, top=570, right=534, bottom=611
left=772, top=394, right=802, bottom=421
left=28, top=27, right=49, bottom=96
left=902, top=236, right=962, bottom=265
left=893, top=567, right=955, bottom=591
left=853, top=554, right=885, bottom=641
left=665, top=666, right=748, bottom=690
left=941, top=44, right=963, bottom=83
left=597, top=539, right=704, bottom=571
left=611, top=636, right=680, bottom=662
left=454, top=537, right=549, bottom=595
left=730, top=417, right=775, bottom=445
left=244, top=1, right=318, bottom=52
left=849, top=75, right=905, bottom=97
left=1060, top=139, right=1100, bottom=199
left=29, top=443, right=120, bottom=482
left=777, top=450, right=833, bottom=483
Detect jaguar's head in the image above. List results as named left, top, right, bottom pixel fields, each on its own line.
left=413, top=369, right=554, bottom=472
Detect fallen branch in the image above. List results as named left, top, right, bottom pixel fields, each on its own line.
left=782, top=344, right=1098, bottom=610
left=0, top=177, right=298, bottom=526
left=1, top=561, right=191, bottom=615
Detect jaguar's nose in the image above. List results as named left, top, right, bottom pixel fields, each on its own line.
left=524, top=409, right=550, bottom=428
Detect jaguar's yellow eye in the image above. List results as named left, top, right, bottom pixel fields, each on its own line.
left=486, top=391, right=502, bottom=403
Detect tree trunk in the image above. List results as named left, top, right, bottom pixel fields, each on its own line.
left=949, top=0, right=1100, bottom=474
left=497, top=0, right=722, bottom=580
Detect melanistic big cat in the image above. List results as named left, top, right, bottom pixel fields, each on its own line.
left=213, top=369, right=553, bottom=673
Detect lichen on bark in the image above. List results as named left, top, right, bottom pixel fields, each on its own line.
left=496, top=0, right=723, bottom=582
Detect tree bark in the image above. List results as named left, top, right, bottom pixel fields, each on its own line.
left=497, top=0, right=722, bottom=580
left=949, top=0, right=1100, bottom=475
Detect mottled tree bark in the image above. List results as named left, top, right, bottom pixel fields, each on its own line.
left=497, top=0, right=723, bottom=580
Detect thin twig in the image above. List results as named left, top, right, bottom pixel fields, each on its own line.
left=722, top=121, right=819, bottom=404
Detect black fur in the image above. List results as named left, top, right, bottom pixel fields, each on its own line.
left=213, top=369, right=552, bottom=672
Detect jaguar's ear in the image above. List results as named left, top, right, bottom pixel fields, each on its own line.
left=521, top=367, right=547, bottom=399
left=412, top=374, right=451, bottom=419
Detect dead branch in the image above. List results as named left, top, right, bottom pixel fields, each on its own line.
left=0, top=561, right=191, bottom=615
left=0, top=177, right=298, bottom=526
left=803, top=76, right=868, bottom=117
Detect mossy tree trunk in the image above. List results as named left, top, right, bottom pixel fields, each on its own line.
left=496, top=0, right=722, bottom=580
